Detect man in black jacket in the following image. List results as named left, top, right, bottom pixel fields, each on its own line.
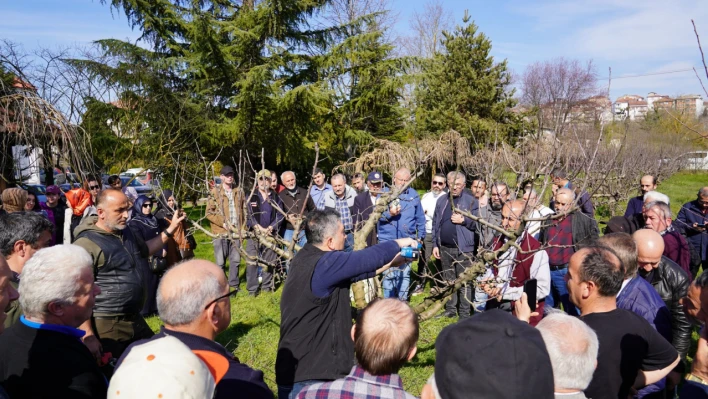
left=634, top=229, right=691, bottom=386
left=539, top=188, right=599, bottom=315
left=276, top=209, right=417, bottom=399
left=116, top=259, right=273, bottom=399
left=278, top=171, right=315, bottom=252
left=351, top=171, right=384, bottom=248
left=246, top=169, right=284, bottom=295
left=0, top=244, right=106, bottom=398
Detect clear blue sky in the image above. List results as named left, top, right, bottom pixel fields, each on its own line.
left=2, top=0, right=708, bottom=100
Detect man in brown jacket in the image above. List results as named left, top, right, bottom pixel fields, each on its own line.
left=207, top=166, right=245, bottom=291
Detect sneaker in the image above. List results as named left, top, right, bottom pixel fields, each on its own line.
left=411, top=286, right=425, bottom=296
left=435, top=311, right=457, bottom=319
left=258, top=276, right=263, bottom=284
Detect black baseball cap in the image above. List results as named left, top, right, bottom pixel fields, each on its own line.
left=434, top=310, right=554, bottom=399
left=220, top=166, right=234, bottom=175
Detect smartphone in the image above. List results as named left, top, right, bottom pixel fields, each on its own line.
left=697, top=224, right=707, bottom=228
left=524, top=278, right=538, bottom=312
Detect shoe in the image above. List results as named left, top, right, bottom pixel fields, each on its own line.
left=412, top=286, right=425, bottom=296
left=435, top=311, right=457, bottom=319
left=248, top=292, right=259, bottom=297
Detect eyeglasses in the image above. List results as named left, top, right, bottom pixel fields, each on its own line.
left=432, top=181, right=445, bottom=186
left=89, top=185, right=100, bottom=190
left=142, top=203, right=153, bottom=208
left=204, top=289, right=238, bottom=310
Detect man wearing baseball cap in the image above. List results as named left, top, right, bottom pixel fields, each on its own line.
left=245, top=169, right=284, bottom=295
left=351, top=171, right=384, bottom=249
left=421, top=309, right=555, bottom=399
left=41, top=185, right=68, bottom=245
left=206, top=165, right=245, bottom=291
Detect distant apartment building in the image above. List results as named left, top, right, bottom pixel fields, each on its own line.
left=613, top=94, right=649, bottom=121
left=613, top=92, right=705, bottom=120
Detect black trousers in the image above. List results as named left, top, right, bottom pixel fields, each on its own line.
left=440, top=246, right=473, bottom=317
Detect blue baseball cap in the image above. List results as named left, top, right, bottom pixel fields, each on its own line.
left=367, top=171, right=383, bottom=183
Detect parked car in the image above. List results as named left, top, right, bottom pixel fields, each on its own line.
left=661, top=151, right=708, bottom=170
left=120, top=168, right=154, bottom=185
left=120, top=176, right=154, bottom=197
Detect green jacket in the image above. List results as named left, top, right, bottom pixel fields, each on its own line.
left=3, top=279, right=20, bottom=330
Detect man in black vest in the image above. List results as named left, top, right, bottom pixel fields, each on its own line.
left=276, top=209, right=417, bottom=399
left=74, top=189, right=186, bottom=362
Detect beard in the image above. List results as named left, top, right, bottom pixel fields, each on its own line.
left=491, top=201, right=503, bottom=211
left=105, top=220, right=127, bottom=232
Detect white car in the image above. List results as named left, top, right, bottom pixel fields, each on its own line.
left=677, top=151, right=708, bottom=170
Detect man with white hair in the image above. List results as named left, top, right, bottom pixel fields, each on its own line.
left=537, top=313, right=599, bottom=399
left=116, top=259, right=273, bottom=399
left=0, top=245, right=106, bottom=398
left=644, top=191, right=670, bottom=207
left=324, top=173, right=357, bottom=252
left=644, top=201, right=692, bottom=276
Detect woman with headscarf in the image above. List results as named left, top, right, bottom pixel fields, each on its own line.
left=127, top=195, right=164, bottom=316
left=155, top=189, right=195, bottom=261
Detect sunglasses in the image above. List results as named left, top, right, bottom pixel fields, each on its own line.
left=204, top=289, right=238, bottom=310
left=89, top=185, right=100, bottom=190
left=142, top=203, right=153, bottom=208
left=432, top=181, right=445, bottom=186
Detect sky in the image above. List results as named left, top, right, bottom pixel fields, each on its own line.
left=2, top=0, right=708, bottom=100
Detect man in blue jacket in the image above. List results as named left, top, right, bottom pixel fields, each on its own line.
left=378, top=168, right=426, bottom=300
left=432, top=171, right=479, bottom=318
left=675, top=187, right=708, bottom=278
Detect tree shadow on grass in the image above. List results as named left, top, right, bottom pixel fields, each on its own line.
left=216, top=317, right=281, bottom=354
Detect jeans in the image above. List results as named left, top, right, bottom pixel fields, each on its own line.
left=383, top=263, right=411, bottom=300
left=343, top=232, right=354, bottom=253
left=680, top=380, right=708, bottom=398
left=545, top=266, right=578, bottom=316
left=473, top=286, right=488, bottom=313
left=283, top=229, right=307, bottom=249
left=245, top=239, right=277, bottom=294
left=213, top=238, right=242, bottom=289
left=278, top=379, right=326, bottom=399
left=441, top=246, right=473, bottom=317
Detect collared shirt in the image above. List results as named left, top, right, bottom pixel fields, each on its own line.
left=545, top=215, right=575, bottom=266
left=296, top=365, right=416, bottom=399
left=526, top=206, right=554, bottom=239
left=226, top=188, right=237, bottom=226
left=482, top=236, right=551, bottom=301
left=335, top=195, right=353, bottom=232
left=19, top=315, right=86, bottom=340
left=421, top=190, right=445, bottom=234
left=310, top=184, right=333, bottom=210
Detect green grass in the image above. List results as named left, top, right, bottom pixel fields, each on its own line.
left=144, top=207, right=455, bottom=396
left=144, top=170, right=707, bottom=397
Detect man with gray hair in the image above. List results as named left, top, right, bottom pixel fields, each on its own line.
left=279, top=171, right=315, bottom=251
left=0, top=212, right=53, bottom=328
left=550, top=168, right=594, bottom=217
left=537, top=313, right=599, bottom=399
left=116, top=259, right=273, bottom=399
left=0, top=245, right=106, bottom=398
left=324, top=173, right=357, bottom=252
left=277, top=209, right=418, bottom=398
left=644, top=201, right=691, bottom=276
left=483, top=181, right=510, bottom=249
left=644, top=190, right=670, bottom=207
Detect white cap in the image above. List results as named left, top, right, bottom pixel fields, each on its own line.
left=108, top=336, right=221, bottom=399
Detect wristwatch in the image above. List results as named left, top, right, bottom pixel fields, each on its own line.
left=164, top=229, right=174, bottom=238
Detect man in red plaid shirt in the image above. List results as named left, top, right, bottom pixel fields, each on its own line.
left=296, top=299, right=418, bottom=399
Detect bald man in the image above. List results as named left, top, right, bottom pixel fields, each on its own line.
left=115, top=260, right=273, bottom=399
left=296, top=298, right=419, bottom=399
left=482, top=200, right=550, bottom=326
left=73, top=188, right=186, bottom=360
left=538, top=188, right=598, bottom=315
left=379, top=167, right=425, bottom=300
left=625, top=175, right=657, bottom=217
left=634, top=229, right=692, bottom=364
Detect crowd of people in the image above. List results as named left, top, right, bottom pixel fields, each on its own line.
left=0, top=165, right=706, bottom=399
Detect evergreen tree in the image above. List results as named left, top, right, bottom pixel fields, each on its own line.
left=415, top=11, right=519, bottom=145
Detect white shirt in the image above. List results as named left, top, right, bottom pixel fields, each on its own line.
left=526, top=206, right=554, bottom=238
left=421, top=191, right=446, bottom=234
left=616, top=277, right=632, bottom=297
left=482, top=235, right=551, bottom=301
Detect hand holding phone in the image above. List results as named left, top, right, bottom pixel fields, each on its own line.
left=523, top=278, right=538, bottom=312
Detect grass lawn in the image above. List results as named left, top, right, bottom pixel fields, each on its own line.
left=145, top=170, right=708, bottom=397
